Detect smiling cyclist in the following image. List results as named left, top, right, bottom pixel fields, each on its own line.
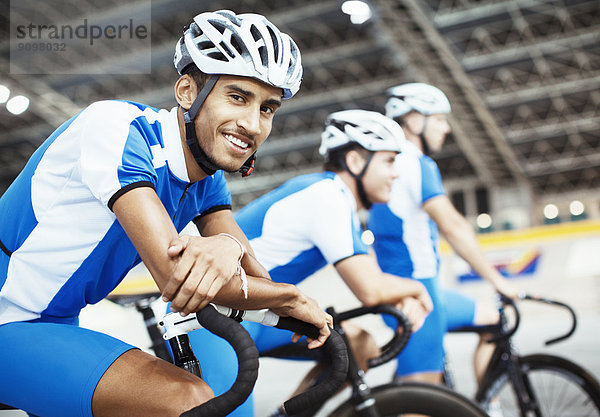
left=0, top=10, right=331, bottom=417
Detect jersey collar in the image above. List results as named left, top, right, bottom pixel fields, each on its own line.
left=160, top=107, right=190, bottom=182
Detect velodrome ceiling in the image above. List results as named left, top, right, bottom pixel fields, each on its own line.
left=1, top=0, right=599, bottom=209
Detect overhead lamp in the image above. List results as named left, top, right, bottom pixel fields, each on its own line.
left=476, top=213, right=492, bottom=230
left=569, top=200, right=584, bottom=216
left=6, top=95, right=30, bottom=115
left=0, top=85, right=10, bottom=103
left=341, top=0, right=372, bottom=24
left=543, top=203, right=559, bottom=220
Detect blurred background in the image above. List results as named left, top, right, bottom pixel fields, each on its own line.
left=1, top=1, right=599, bottom=415
left=1, top=0, right=599, bottom=229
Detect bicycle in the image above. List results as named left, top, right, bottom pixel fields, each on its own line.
left=0, top=299, right=349, bottom=417
left=261, top=304, right=489, bottom=417
left=445, top=293, right=600, bottom=417
left=101, top=288, right=488, bottom=416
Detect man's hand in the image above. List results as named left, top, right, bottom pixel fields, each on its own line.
left=492, top=277, right=522, bottom=299
left=271, top=295, right=333, bottom=349
left=396, top=296, right=430, bottom=332
left=414, top=281, right=434, bottom=314
left=163, top=234, right=243, bottom=315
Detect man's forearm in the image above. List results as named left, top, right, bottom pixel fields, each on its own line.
left=211, top=274, right=300, bottom=311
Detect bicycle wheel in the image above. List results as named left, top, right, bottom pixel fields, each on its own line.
left=329, top=381, right=487, bottom=417
left=478, top=354, right=600, bottom=417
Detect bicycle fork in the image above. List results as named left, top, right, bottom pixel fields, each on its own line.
left=504, top=350, right=543, bottom=417
left=337, top=326, right=381, bottom=417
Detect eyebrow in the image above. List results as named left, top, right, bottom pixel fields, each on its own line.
left=225, top=84, right=282, bottom=109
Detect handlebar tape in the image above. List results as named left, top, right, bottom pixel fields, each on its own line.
left=274, top=317, right=349, bottom=416
left=180, top=305, right=259, bottom=417
left=367, top=305, right=412, bottom=368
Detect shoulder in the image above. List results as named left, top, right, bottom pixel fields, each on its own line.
left=79, top=100, right=163, bottom=127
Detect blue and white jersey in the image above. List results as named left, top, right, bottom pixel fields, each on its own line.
left=236, top=172, right=368, bottom=285
left=0, top=100, right=231, bottom=325
left=368, top=140, right=444, bottom=279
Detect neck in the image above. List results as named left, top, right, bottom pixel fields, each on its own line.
left=177, top=107, right=209, bottom=182
left=336, top=170, right=364, bottom=210
left=404, top=129, right=424, bottom=153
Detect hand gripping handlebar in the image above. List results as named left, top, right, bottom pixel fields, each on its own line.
left=161, top=305, right=349, bottom=417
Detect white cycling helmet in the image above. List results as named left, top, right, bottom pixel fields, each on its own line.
left=174, top=10, right=302, bottom=99
left=319, top=110, right=404, bottom=158
left=385, top=83, right=451, bottom=119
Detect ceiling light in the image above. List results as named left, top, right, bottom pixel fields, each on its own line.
left=476, top=213, right=492, bottom=229
left=341, top=0, right=372, bottom=24
left=543, top=204, right=559, bottom=220
left=0, top=85, right=10, bottom=103
left=6, top=95, right=30, bottom=115
left=569, top=200, right=584, bottom=216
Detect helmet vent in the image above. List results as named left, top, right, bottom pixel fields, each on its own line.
left=207, top=50, right=227, bottom=62
left=219, top=41, right=235, bottom=59
left=267, top=26, right=279, bottom=59
left=211, top=20, right=227, bottom=35
left=250, top=24, right=262, bottom=41
left=229, top=36, right=244, bottom=56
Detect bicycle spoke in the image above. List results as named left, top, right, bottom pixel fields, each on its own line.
left=485, top=366, right=600, bottom=417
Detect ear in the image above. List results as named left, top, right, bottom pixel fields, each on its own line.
left=174, top=75, right=198, bottom=110
left=404, top=112, right=424, bottom=134
left=344, top=150, right=366, bottom=176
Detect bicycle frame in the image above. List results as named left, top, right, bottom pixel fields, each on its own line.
left=262, top=304, right=412, bottom=417
left=452, top=294, right=579, bottom=417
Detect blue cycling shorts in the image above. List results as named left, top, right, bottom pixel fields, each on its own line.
left=188, top=320, right=296, bottom=417
left=0, top=320, right=135, bottom=417
left=382, top=278, right=476, bottom=377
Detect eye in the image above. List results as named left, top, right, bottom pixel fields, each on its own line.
left=230, top=94, right=245, bottom=102
left=261, top=105, right=275, bottom=115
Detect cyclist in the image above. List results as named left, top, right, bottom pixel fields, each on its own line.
left=368, top=83, right=520, bottom=386
left=185, top=109, right=434, bottom=416
left=0, top=10, right=332, bottom=417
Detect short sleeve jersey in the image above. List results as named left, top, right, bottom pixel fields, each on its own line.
left=0, top=100, right=231, bottom=325
left=368, top=140, right=444, bottom=279
left=235, top=172, right=368, bottom=285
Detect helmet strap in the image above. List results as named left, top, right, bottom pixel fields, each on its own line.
left=183, top=75, right=220, bottom=176
left=239, top=153, right=256, bottom=177
left=419, top=116, right=431, bottom=156
left=340, top=151, right=375, bottom=210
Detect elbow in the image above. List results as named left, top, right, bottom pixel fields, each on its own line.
left=356, top=291, right=381, bottom=307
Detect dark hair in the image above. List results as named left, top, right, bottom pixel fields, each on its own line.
left=182, top=64, right=211, bottom=90
left=323, top=143, right=372, bottom=173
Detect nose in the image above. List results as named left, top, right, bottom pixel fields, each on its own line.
left=443, top=121, right=452, bottom=134
left=391, top=165, right=399, bottom=180
left=237, top=106, right=261, bottom=137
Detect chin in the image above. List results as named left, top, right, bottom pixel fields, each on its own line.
left=373, top=193, right=391, bottom=204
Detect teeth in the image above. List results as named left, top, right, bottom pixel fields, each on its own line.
left=225, top=134, right=248, bottom=149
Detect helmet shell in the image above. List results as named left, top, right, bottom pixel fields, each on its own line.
left=385, top=83, right=451, bottom=119
left=319, top=110, right=404, bottom=157
left=174, top=10, right=302, bottom=99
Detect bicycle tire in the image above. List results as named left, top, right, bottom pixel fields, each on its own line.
left=329, top=381, right=488, bottom=417
left=478, top=353, right=600, bottom=417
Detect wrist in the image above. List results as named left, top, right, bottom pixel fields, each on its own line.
left=217, top=233, right=244, bottom=260
left=272, top=283, right=304, bottom=312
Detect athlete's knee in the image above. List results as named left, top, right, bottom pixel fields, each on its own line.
left=342, top=322, right=380, bottom=371
left=473, top=303, right=499, bottom=326
left=167, top=377, right=215, bottom=415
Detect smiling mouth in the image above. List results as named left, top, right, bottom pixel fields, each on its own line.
left=224, top=133, right=249, bottom=150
